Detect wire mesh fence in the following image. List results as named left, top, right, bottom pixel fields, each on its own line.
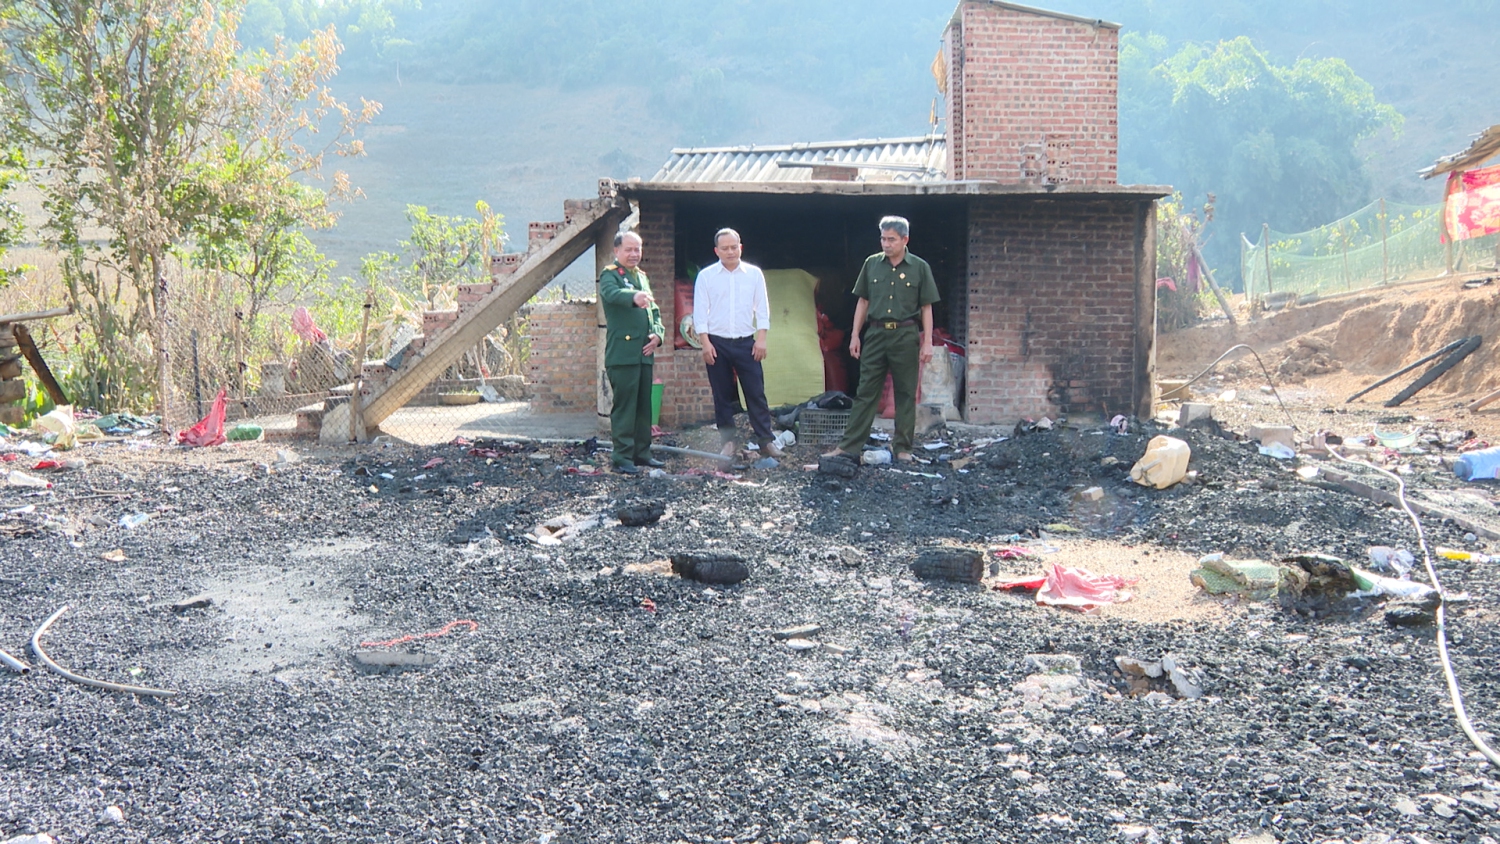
left=160, top=278, right=591, bottom=446
left=1241, top=199, right=1500, bottom=304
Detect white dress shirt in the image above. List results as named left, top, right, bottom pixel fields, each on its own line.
left=693, top=260, right=770, bottom=339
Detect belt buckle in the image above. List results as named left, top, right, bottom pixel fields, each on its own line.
left=883, top=321, right=896, bottom=330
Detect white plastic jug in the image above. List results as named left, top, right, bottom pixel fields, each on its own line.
left=1130, top=435, right=1190, bottom=489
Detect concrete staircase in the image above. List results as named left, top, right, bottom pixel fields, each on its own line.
left=319, top=183, right=629, bottom=442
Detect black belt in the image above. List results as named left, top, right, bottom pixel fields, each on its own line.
left=868, top=318, right=916, bottom=331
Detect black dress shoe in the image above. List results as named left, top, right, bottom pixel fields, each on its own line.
left=613, top=463, right=641, bottom=475
left=637, top=458, right=666, bottom=468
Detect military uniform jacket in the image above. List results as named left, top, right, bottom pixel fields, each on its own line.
left=599, top=263, right=665, bottom=366
left=852, top=251, right=940, bottom=323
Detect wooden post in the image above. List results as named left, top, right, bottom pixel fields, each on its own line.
left=1190, top=241, right=1237, bottom=327
left=350, top=290, right=373, bottom=442
left=595, top=224, right=616, bottom=433
left=233, top=309, right=244, bottom=403
left=1261, top=222, right=1273, bottom=294
left=1380, top=198, right=1389, bottom=284
left=1446, top=238, right=1454, bottom=276
left=1342, top=228, right=1351, bottom=290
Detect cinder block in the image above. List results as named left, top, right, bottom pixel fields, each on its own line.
left=490, top=253, right=524, bottom=277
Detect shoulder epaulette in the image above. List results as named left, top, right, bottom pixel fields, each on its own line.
left=604, top=263, right=619, bottom=272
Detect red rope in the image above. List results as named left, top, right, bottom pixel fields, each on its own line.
left=359, top=619, right=477, bottom=649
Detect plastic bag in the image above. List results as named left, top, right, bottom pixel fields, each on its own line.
left=177, top=388, right=228, bottom=447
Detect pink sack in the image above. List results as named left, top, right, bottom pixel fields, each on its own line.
left=178, top=388, right=228, bottom=447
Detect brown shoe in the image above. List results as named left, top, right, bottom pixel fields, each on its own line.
left=719, top=440, right=739, bottom=458
left=761, top=441, right=785, bottom=459
left=896, top=452, right=915, bottom=463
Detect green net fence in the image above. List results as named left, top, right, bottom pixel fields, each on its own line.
left=1241, top=199, right=1500, bottom=302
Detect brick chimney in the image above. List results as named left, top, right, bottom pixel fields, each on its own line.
left=942, top=1, right=1119, bottom=185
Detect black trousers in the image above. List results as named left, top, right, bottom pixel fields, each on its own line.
left=704, top=334, right=774, bottom=444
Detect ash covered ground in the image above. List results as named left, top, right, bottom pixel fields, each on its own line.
left=3, top=407, right=1500, bottom=844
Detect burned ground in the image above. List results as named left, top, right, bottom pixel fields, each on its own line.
left=2, top=417, right=1500, bottom=844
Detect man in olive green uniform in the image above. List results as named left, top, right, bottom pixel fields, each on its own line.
left=599, top=231, right=666, bottom=475
left=825, top=216, right=939, bottom=462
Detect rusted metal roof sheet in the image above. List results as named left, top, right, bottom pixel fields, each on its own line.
left=1422, top=124, right=1500, bottom=179
left=651, top=135, right=948, bottom=184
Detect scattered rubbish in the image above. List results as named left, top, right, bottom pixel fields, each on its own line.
left=1043, top=522, right=1081, bottom=534
left=33, top=405, right=77, bottom=450
left=1437, top=547, right=1493, bottom=563
left=0, top=647, right=31, bottom=674
left=1218, top=389, right=1238, bottom=402
left=670, top=550, right=750, bottom=585
left=1, top=834, right=56, bottom=844
left=1295, top=466, right=1320, bottom=480
left=1075, top=486, right=1104, bottom=502
left=1248, top=424, right=1296, bottom=450
left=421, top=457, right=447, bottom=469
left=821, top=643, right=849, bottom=655
left=615, top=500, right=665, bottom=527
left=359, top=619, right=477, bottom=649
left=1383, top=592, right=1441, bottom=628
left=226, top=423, right=263, bottom=442
left=783, top=638, right=818, bottom=652
left=910, top=547, right=984, bottom=583
left=861, top=449, right=892, bottom=466
left=995, top=564, right=1136, bottom=611
left=101, top=805, right=125, bottom=825
left=817, top=454, right=857, bottom=479
left=640, top=597, right=657, bottom=612
left=1453, top=445, right=1500, bottom=481
left=772, top=624, right=822, bottom=640
left=7, top=470, right=50, bottom=489
left=477, top=385, right=501, bottom=403
left=1258, top=442, right=1296, bottom=460
left=772, top=429, right=797, bottom=449
left=1129, top=436, right=1190, bottom=489
left=1177, top=402, right=1212, bottom=425
left=1373, top=427, right=1418, bottom=449
left=1190, top=555, right=1288, bottom=599
left=30, top=605, right=178, bottom=697
left=177, top=387, right=229, bottom=447
left=170, top=594, right=213, bottom=613
left=1115, top=655, right=1163, bottom=679
left=1367, top=546, right=1415, bottom=577
left=528, top=513, right=602, bottom=545
left=119, top=513, right=150, bottom=530
left=1109, top=414, right=1130, bottom=434
left=752, top=457, right=779, bottom=470
left=923, top=441, right=949, bottom=450
left=353, top=650, right=439, bottom=668
left=1350, top=567, right=1438, bottom=602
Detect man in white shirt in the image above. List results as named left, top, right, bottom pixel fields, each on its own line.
left=693, top=228, right=783, bottom=458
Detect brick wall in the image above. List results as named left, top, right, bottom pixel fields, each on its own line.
left=964, top=197, right=1146, bottom=423
left=635, top=197, right=717, bottom=428
left=526, top=301, right=598, bottom=413
left=945, top=2, right=1118, bottom=184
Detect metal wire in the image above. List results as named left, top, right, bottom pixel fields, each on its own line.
left=1324, top=448, right=1500, bottom=768
left=1164, top=343, right=1299, bottom=431
left=30, top=605, right=179, bottom=698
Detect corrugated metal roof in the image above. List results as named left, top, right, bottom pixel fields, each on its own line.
left=1422, top=124, right=1500, bottom=179
left=651, top=135, right=948, bottom=184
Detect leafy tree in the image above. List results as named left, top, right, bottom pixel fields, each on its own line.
left=0, top=0, right=378, bottom=417
left=1120, top=34, right=1402, bottom=284
left=0, top=146, right=26, bottom=286
left=362, top=201, right=504, bottom=306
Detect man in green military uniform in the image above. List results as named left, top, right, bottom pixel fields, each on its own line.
left=599, top=230, right=666, bottom=475
left=824, top=216, right=939, bottom=463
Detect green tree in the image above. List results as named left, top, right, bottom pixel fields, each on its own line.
left=0, top=0, right=378, bottom=417
left=364, top=201, right=504, bottom=306
left=0, top=147, right=26, bottom=286
left=1120, top=34, right=1402, bottom=284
